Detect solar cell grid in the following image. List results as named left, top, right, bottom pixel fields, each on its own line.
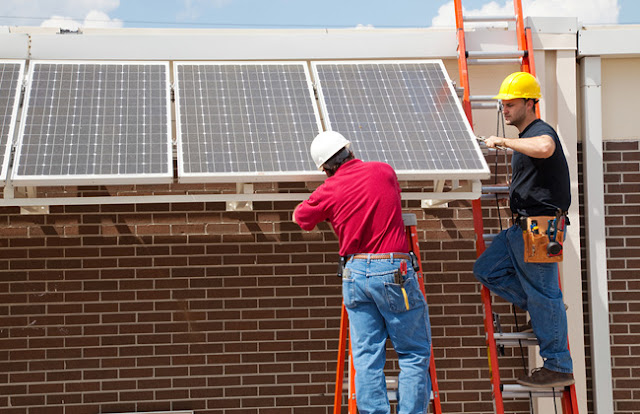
left=0, top=61, right=25, bottom=185
left=12, top=61, right=172, bottom=185
left=175, top=62, right=322, bottom=182
left=312, top=60, right=489, bottom=179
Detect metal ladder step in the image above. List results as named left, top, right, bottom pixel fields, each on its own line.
left=501, top=383, right=568, bottom=398
left=463, top=50, right=526, bottom=66
left=481, top=186, right=509, bottom=200
left=468, top=57, right=523, bottom=65
left=470, top=95, right=497, bottom=102
left=482, top=186, right=509, bottom=194
left=482, top=233, right=497, bottom=242
left=463, top=15, right=517, bottom=23
left=467, top=50, right=526, bottom=59
left=470, top=95, right=499, bottom=109
left=494, top=332, right=538, bottom=346
left=472, top=102, right=499, bottom=109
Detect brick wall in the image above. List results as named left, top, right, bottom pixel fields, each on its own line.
left=0, top=200, right=344, bottom=414
left=2, top=140, right=638, bottom=414
left=0, top=173, right=535, bottom=414
left=598, top=141, right=640, bottom=414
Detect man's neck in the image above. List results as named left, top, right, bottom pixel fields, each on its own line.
left=515, top=113, right=539, bottom=134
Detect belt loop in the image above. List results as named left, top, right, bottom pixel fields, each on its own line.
left=390, top=253, right=394, bottom=263
left=367, top=254, right=371, bottom=264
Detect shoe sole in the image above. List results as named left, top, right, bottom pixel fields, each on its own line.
left=516, top=378, right=575, bottom=388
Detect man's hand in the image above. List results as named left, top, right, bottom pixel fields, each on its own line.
left=484, top=136, right=507, bottom=150
left=292, top=203, right=301, bottom=225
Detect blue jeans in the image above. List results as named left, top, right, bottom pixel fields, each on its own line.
left=343, top=255, right=432, bottom=414
left=473, top=224, right=572, bottom=373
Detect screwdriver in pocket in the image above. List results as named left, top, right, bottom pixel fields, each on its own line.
left=400, top=261, right=410, bottom=311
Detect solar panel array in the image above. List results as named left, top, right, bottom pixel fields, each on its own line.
left=12, top=61, right=172, bottom=185
left=312, top=60, right=488, bottom=179
left=4, top=59, right=487, bottom=188
left=175, top=62, right=322, bottom=182
left=0, top=61, right=25, bottom=186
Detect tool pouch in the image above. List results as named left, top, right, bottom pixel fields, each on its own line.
left=521, top=215, right=566, bottom=263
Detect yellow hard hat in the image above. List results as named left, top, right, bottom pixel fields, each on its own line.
left=493, top=72, right=541, bottom=100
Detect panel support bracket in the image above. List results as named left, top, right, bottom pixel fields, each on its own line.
left=421, top=179, right=480, bottom=209
left=3, top=183, right=50, bottom=215
left=226, top=183, right=254, bottom=211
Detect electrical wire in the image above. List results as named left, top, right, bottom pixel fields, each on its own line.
left=0, top=14, right=429, bottom=29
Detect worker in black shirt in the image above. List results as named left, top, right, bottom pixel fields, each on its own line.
left=474, top=72, right=574, bottom=388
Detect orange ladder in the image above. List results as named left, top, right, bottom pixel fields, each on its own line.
left=454, top=1, right=580, bottom=413
left=333, top=213, right=442, bottom=414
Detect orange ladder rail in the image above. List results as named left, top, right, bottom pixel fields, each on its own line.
left=454, top=0, right=578, bottom=413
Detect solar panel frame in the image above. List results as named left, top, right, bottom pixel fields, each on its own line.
left=11, top=60, right=173, bottom=186
left=311, top=59, right=490, bottom=180
left=174, top=61, right=324, bottom=183
left=0, top=60, right=25, bottom=187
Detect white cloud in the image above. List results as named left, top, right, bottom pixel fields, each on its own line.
left=82, top=10, right=123, bottom=28
left=40, top=15, right=82, bottom=31
left=40, top=10, right=123, bottom=30
left=1, top=0, right=121, bottom=27
left=432, top=0, right=620, bottom=27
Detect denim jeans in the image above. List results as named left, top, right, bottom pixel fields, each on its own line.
left=343, top=255, right=432, bottom=414
left=473, top=224, right=573, bottom=373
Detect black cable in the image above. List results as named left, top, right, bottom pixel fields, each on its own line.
left=0, top=14, right=429, bottom=29
left=494, top=102, right=504, bottom=231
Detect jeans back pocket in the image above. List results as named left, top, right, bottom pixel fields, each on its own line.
left=384, top=275, right=424, bottom=313
left=342, top=273, right=356, bottom=308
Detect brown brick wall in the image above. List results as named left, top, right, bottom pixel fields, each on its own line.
left=1, top=141, right=638, bottom=414
left=0, top=200, right=345, bottom=414
left=590, top=140, right=640, bottom=414
left=0, top=171, right=534, bottom=414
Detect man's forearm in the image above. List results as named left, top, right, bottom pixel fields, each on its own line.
left=485, top=135, right=555, bottom=158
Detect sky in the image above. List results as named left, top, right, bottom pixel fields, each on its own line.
left=0, top=0, right=638, bottom=30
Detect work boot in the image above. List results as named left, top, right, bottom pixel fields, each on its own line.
left=517, top=367, right=574, bottom=388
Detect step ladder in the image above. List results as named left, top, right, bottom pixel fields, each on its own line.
left=453, top=1, right=579, bottom=413
left=333, top=213, right=442, bottom=414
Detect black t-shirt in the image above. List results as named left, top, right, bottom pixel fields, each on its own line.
left=509, top=119, right=571, bottom=216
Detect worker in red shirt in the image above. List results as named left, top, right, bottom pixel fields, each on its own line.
left=294, top=131, right=432, bottom=414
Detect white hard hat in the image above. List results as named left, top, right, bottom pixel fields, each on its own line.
left=310, top=131, right=351, bottom=170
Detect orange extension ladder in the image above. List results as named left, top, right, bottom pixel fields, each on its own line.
left=333, top=213, right=442, bottom=414
left=453, top=0, right=579, bottom=413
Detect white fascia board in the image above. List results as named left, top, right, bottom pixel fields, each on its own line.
left=28, top=28, right=458, bottom=61
left=526, top=17, right=579, bottom=35
left=534, top=33, right=578, bottom=51
left=463, top=27, right=576, bottom=53
left=0, top=33, right=30, bottom=58
left=24, top=26, right=582, bottom=62
left=578, top=25, right=640, bottom=57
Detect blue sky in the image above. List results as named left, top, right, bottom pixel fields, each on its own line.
left=1, top=0, right=638, bottom=29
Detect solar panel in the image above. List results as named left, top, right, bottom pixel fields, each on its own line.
left=174, top=62, right=323, bottom=183
left=12, top=61, right=172, bottom=186
left=312, top=60, right=490, bottom=180
left=0, top=60, right=25, bottom=186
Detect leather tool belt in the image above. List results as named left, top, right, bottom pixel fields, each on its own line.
left=518, top=214, right=567, bottom=263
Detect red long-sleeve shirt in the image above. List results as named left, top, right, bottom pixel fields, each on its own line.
left=294, top=159, right=408, bottom=256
